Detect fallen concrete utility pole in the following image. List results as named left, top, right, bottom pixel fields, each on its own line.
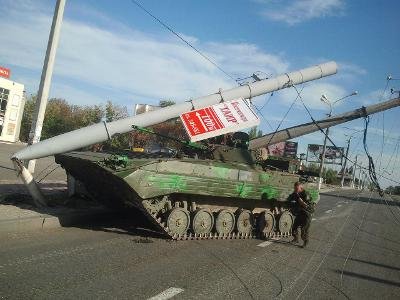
left=11, top=61, right=337, bottom=206
left=249, top=97, right=400, bottom=150
left=13, top=61, right=337, bottom=161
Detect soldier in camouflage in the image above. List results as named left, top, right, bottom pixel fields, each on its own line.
left=289, top=182, right=315, bottom=248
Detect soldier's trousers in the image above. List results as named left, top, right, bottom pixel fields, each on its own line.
left=292, top=212, right=312, bottom=241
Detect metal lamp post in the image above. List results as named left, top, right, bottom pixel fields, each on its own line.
left=318, top=91, right=358, bottom=190
left=340, top=128, right=363, bottom=187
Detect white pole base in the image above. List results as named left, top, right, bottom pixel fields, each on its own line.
left=12, top=160, right=47, bottom=207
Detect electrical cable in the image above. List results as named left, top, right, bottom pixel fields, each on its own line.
left=252, top=105, right=274, bottom=131
left=362, top=116, right=384, bottom=196
left=382, top=137, right=400, bottom=174
left=129, top=0, right=237, bottom=83
left=250, top=93, right=275, bottom=131
left=266, top=86, right=303, bottom=147
left=34, top=162, right=56, bottom=179
left=339, top=193, right=372, bottom=286
left=37, top=165, right=60, bottom=183
left=389, top=142, right=400, bottom=175
left=378, top=79, right=391, bottom=171
left=291, top=84, right=400, bottom=190
left=259, top=92, right=274, bottom=111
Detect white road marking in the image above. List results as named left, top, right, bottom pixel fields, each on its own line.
left=148, top=287, right=184, bottom=300
left=325, top=210, right=333, bottom=214
left=257, top=238, right=280, bottom=247
left=257, top=241, right=273, bottom=247
left=312, top=218, right=317, bottom=221
left=337, top=204, right=342, bottom=207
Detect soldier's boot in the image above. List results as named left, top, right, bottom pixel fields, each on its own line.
left=291, top=236, right=299, bottom=244
left=302, top=240, right=309, bottom=248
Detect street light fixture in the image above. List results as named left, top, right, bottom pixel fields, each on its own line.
left=320, top=91, right=358, bottom=116
left=317, top=91, right=358, bottom=190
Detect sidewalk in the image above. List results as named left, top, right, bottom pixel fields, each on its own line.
left=0, top=180, right=115, bottom=234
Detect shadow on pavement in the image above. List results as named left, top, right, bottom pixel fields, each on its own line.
left=1, top=184, right=169, bottom=240
left=76, top=214, right=169, bottom=241
left=334, top=270, right=400, bottom=287
left=321, top=192, right=400, bottom=207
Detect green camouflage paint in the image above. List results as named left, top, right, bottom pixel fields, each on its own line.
left=259, top=173, right=271, bottom=183
left=148, top=174, right=187, bottom=191
left=236, top=183, right=253, bottom=198
left=261, top=185, right=280, bottom=200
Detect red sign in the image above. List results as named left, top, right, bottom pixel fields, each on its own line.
left=180, top=98, right=260, bottom=142
left=0, top=67, right=10, bottom=79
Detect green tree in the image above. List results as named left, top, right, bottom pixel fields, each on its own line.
left=248, top=126, right=263, bottom=139
left=103, top=101, right=130, bottom=149
left=324, top=168, right=338, bottom=184
left=19, top=96, right=129, bottom=148
left=19, top=94, right=36, bottom=142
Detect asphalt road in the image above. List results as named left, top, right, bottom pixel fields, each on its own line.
left=1, top=189, right=399, bottom=299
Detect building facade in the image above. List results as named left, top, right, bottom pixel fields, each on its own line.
left=0, top=77, right=25, bottom=142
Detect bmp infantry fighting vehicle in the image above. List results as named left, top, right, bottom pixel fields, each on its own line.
left=12, top=61, right=400, bottom=240
left=54, top=131, right=319, bottom=240
left=54, top=94, right=400, bottom=240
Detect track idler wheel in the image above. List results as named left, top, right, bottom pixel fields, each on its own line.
left=257, top=210, right=275, bottom=237
left=215, top=209, right=235, bottom=236
left=192, top=208, right=214, bottom=236
left=278, top=211, right=293, bottom=235
left=166, top=207, right=190, bottom=236
left=235, top=209, right=254, bottom=236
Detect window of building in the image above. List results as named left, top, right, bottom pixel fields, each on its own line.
left=0, top=88, right=10, bottom=136
left=0, top=87, right=10, bottom=112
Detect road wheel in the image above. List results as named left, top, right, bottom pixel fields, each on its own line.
left=192, top=208, right=214, bottom=236
left=215, top=209, right=235, bottom=236
left=236, top=209, right=254, bottom=236
left=278, top=211, right=293, bottom=234
left=257, top=210, right=275, bottom=237
left=167, top=207, right=190, bottom=236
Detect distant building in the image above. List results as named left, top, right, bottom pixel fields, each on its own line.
left=134, top=104, right=160, bottom=115
left=0, top=69, right=25, bottom=142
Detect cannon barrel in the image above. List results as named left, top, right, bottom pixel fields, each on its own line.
left=12, top=62, right=337, bottom=161
left=249, top=96, right=400, bottom=150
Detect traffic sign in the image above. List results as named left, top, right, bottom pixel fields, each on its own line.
left=180, top=98, right=259, bottom=142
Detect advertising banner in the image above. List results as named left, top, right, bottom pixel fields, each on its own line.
left=180, top=98, right=259, bottom=142
left=0, top=67, right=10, bottom=79
left=267, top=141, right=298, bottom=158
left=306, top=144, right=344, bottom=165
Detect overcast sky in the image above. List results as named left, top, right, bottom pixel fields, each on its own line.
left=1, top=0, right=399, bottom=187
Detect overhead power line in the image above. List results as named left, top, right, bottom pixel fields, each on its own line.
left=377, top=78, right=390, bottom=171
left=291, top=84, right=400, bottom=189
left=265, top=87, right=303, bottom=147
left=129, top=0, right=237, bottom=83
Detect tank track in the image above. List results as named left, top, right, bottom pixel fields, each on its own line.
left=136, top=198, right=294, bottom=241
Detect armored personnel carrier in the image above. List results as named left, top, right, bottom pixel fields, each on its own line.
left=54, top=94, right=400, bottom=240
left=55, top=131, right=318, bottom=240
